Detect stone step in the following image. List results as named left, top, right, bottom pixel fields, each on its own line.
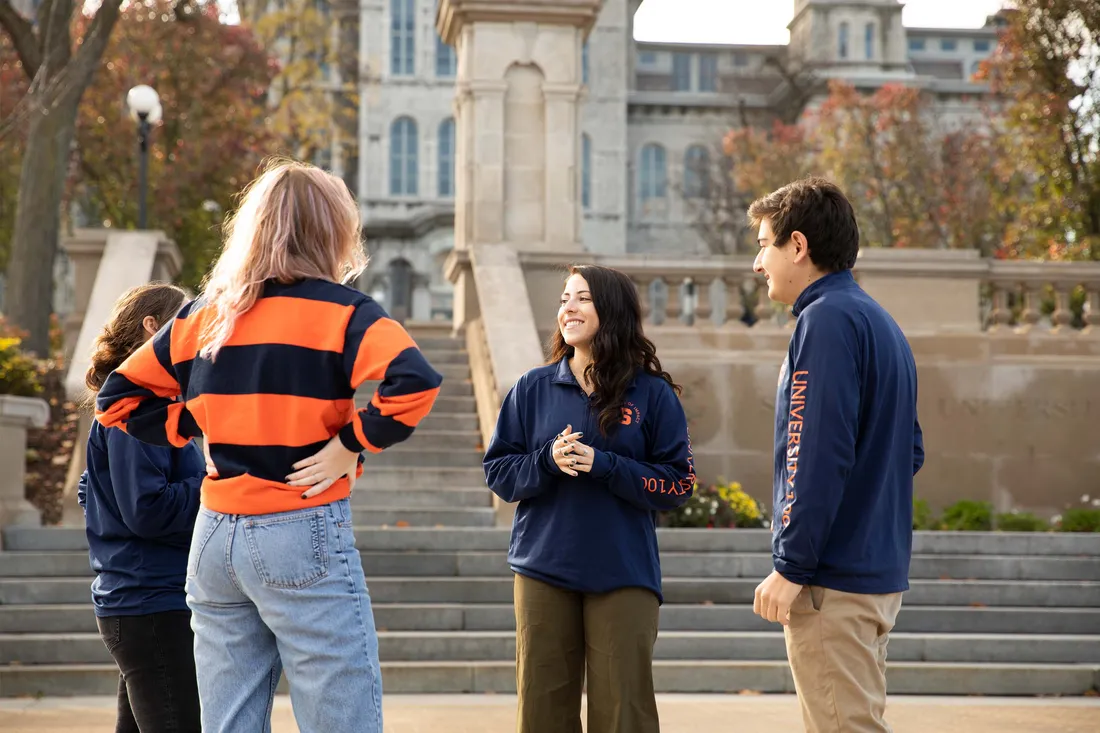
left=351, top=508, right=495, bottom=528
left=405, top=413, right=478, bottom=432
left=368, top=430, right=480, bottom=452
left=351, top=489, right=491, bottom=509
left=358, top=380, right=472, bottom=398
left=6, top=549, right=1097, bottom=583
left=356, top=467, right=487, bottom=491
left=367, top=449, right=483, bottom=469
left=419, top=350, right=467, bottom=365
left=3, top=631, right=1097, bottom=666
left=414, top=338, right=465, bottom=352
left=9, top=526, right=1100, bottom=558
left=3, top=603, right=1098, bottom=636
left=1, top=660, right=1095, bottom=697
left=7, top=576, right=1084, bottom=608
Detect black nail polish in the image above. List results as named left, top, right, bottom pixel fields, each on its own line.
left=301, top=493, right=308, bottom=500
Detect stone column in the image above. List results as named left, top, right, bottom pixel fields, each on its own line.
left=438, top=0, right=601, bottom=255
left=0, top=395, right=50, bottom=527
left=438, top=0, right=602, bottom=526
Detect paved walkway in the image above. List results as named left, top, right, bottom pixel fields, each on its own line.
left=1, top=694, right=1098, bottom=732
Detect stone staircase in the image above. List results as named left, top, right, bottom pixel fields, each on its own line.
left=1, top=329, right=1099, bottom=697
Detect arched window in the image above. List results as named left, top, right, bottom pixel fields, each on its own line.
left=389, top=117, right=418, bottom=196
left=683, top=145, right=709, bottom=199
left=390, top=0, right=415, bottom=76
left=438, top=118, right=455, bottom=198
left=639, top=143, right=668, bottom=202
left=581, top=134, right=592, bottom=209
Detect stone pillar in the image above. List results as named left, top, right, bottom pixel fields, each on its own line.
left=0, top=395, right=50, bottom=527
left=438, top=0, right=600, bottom=255
left=61, top=229, right=183, bottom=364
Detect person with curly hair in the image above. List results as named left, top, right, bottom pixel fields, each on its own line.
left=483, top=264, right=695, bottom=733
left=78, top=282, right=203, bottom=733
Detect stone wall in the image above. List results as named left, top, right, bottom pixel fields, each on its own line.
left=661, top=334, right=1100, bottom=517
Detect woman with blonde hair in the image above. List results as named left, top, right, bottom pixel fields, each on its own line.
left=96, top=159, right=443, bottom=732
left=78, top=282, right=202, bottom=733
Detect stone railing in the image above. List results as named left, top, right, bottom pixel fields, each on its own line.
left=518, top=249, right=1100, bottom=335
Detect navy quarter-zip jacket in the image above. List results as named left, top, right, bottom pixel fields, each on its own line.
left=77, top=420, right=205, bottom=616
left=773, top=269, right=924, bottom=595
left=484, top=359, right=695, bottom=601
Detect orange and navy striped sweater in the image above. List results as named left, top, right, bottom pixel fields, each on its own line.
left=95, top=278, right=443, bottom=515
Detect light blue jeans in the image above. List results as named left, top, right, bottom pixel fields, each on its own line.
left=185, top=498, right=383, bottom=733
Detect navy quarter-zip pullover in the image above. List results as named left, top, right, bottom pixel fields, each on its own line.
left=78, top=420, right=204, bottom=616
left=773, top=270, right=924, bottom=594
left=484, top=359, right=694, bottom=601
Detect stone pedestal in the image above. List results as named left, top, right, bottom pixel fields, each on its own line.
left=438, top=0, right=601, bottom=255
left=0, top=395, right=50, bottom=528
left=60, top=229, right=183, bottom=365
left=59, top=230, right=183, bottom=525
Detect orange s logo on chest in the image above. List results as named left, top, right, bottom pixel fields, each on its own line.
left=621, top=402, right=641, bottom=426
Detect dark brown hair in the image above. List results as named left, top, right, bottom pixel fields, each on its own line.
left=547, top=265, right=680, bottom=436
left=747, top=176, right=860, bottom=273
left=85, top=283, right=188, bottom=394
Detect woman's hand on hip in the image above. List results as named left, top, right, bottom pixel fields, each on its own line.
left=551, top=425, right=585, bottom=477
left=286, top=435, right=360, bottom=498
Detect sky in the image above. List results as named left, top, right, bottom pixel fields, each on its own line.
left=633, top=0, right=1008, bottom=46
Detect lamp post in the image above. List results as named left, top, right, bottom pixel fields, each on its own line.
left=125, top=85, right=162, bottom=230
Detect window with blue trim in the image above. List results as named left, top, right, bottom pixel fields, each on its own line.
left=639, top=143, right=668, bottom=203
left=436, top=36, right=456, bottom=77
left=391, top=0, right=415, bottom=76
left=438, top=118, right=455, bottom=197
left=390, top=117, right=418, bottom=195
left=672, top=53, right=692, bottom=91
left=581, top=134, right=592, bottom=210
left=683, top=145, right=709, bottom=199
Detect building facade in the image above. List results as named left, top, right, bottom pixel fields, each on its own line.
left=357, top=0, right=1001, bottom=321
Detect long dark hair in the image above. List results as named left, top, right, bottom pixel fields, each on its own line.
left=547, top=265, right=680, bottom=436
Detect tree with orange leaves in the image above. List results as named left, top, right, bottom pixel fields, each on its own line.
left=985, top=0, right=1099, bottom=261
left=70, top=0, right=276, bottom=287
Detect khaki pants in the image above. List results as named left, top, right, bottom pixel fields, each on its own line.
left=784, top=586, right=903, bottom=733
left=513, top=573, right=660, bottom=733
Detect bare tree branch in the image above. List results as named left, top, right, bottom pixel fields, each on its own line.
left=67, top=0, right=125, bottom=94
left=0, top=0, right=42, bottom=75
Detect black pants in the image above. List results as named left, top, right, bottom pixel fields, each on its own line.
left=96, top=611, right=201, bottom=733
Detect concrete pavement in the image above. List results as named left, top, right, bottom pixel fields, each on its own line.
left=1, top=694, right=1098, bottom=732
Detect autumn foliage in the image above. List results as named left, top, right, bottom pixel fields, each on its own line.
left=71, top=0, right=277, bottom=287
left=705, top=0, right=1099, bottom=261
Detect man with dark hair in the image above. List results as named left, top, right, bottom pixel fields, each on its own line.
left=748, top=177, right=924, bottom=733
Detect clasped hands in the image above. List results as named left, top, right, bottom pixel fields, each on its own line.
left=551, top=424, right=594, bottom=477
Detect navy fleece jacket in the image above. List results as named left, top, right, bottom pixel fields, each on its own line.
left=772, top=270, right=924, bottom=594
left=78, top=420, right=204, bottom=616
left=484, top=359, right=694, bottom=601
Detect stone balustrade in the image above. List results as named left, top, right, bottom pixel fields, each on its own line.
left=517, top=250, right=1100, bottom=334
